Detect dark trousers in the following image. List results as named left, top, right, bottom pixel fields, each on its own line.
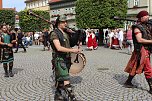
left=15, top=40, right=26, bottom=52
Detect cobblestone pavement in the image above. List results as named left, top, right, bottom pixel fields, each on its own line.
left=0, top=45, right=152, bottom=101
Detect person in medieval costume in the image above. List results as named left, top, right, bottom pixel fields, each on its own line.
left=111, top=29, right=119, bottom=49
left=86, top=29, right=93, bottom=50
left=0, top=24, right=16, bottom=77
left=50, top=15, right=81, bottom=100
left=124, top=10, right=152, bottom=94
left=91, top=30, right=98, bottom=50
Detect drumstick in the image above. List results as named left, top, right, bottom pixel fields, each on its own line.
left=74, top=46, right=80, bottom=63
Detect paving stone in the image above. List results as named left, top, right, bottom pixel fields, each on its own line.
left=0, top=45, right=151, bottom=100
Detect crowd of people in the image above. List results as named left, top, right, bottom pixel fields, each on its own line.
left=102, top=27, right=134, bottom=55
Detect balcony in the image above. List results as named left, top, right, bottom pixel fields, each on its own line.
left=24, top=0, right=38, bottom=3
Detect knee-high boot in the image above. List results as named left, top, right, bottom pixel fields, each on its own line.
left=9, top=62, right=14, bottom=77
left=54, top=81, right=64, bottom=100
left=146, top=78, right=152, bottom=94
left=64, top=84, right=77, bottom=101
left=124, top=75, right=135, bottom=88
left=3, top=63, right=9, bottom=77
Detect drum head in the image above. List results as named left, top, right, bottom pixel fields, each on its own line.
left=69, top=53, right=85, bottom=75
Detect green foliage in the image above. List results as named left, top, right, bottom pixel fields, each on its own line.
left=75, top=0, right=127, bottom=29
left=0, top=10, right=15, bottom=27
left=18, top=10, right=50, bottom=32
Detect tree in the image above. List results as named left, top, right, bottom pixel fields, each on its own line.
left=0, top=10, right=15, bottom=27
left=18, top=10, right=50, bottom=32
left=75, top=0, right=127, bottom=45
left=75, top=0, right=127, bottom=29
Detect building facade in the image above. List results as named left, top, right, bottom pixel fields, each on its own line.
left=24, top=0, right=152, bottom=29
left=125, top=0, right=152, bottom=29
left=24, top=0, right=50, bottom=11
left=0, top=0, right=2, bottom=9
left=127, top=0, right=151, bottom=18
left=49, top=0, right=77, bottom=29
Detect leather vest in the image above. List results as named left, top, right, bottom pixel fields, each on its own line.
left=132, top=22, right=152, bottom=52
left=50, top=28, right=70, bottom=56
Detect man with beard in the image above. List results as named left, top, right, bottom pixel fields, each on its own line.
left=124, top=10, right=152, bottom=94
left=50, top=15, right=81, bottom=100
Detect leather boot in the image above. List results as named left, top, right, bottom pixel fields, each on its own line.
left=65, top=84, right=77, bottom=101
left=54, top=89, right=64, bottom=100
left=124, top=75, right=135, bottom=88
left=54, top=82, right=64, bottom=100
left=9, top=64, right=14, bottom=77
left=9, top=71, right=14, bottom=77
left=3, top=64, right=9, bottom=77
left=4, top=72, right=9, bottom=77
left=146, top=78, right=152, bottom=94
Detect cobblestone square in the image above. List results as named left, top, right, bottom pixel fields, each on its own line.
left=0, top=45, right=152, bottom=101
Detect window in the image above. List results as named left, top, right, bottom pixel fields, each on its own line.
left=26, top=4, right=29, bottom=9
left=33, top=2, right=36, bottom=8
left=71, top=7, right=75, bottom=14
left=37, top=1, right=39, bottom=7
left=134, top=0, right=139, bottom=6
left=65, top=8, right=68, bottom=14
left=43, top=0, right=46, bottom=6
left=39, top=1, right=42, bottom=6
left=52, top=10, right=57, bottom=15
left=57, top=10, right=60, bottom=15
left=45, top=0, right=48, bottom=5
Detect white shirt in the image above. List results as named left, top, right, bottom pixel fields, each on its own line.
left=26, top=36, right=31, bottom=41
left=34, top=33, right=39, bottom=40
left=118, top=30, right=123, bottom=41
left=108, top=32, right=114, bottom=38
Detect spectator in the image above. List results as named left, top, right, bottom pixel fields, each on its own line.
left=126, top=25, right=134, bottom=54
left=14, top=29, right=26, bottom=53
left=25, top=32, right=32, bottom=47
left=118, top=29, right=124, bottom=50
left=34, top=32, right=40, bottom=45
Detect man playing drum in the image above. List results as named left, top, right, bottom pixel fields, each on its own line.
left=50, top=15, right=81, bottom=100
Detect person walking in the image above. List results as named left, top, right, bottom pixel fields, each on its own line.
left=14, top=29, right=26, bottom=53
left=50, top=15, right=81, bottom=100
left=124, top=10, right=152, bottom=94
left=43, top=28, right=50, bottom=51
left=0, top=24, right=16, bottom=77
left=126, top=25, right=134, bottom=54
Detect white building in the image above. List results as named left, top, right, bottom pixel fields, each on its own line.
left=48, top=0, right=77, bottom=29
left=24, top=0, right=50, bottom=11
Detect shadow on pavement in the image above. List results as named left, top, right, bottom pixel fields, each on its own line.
left=13, top=68, right=24, bottom=74
left=113, top=74, right=148, bottom=91
left=113, top=74, right=140, bottom=86
left=118, top=51, right=129, bottom=55
left=70, top=76, right=83, bottom=84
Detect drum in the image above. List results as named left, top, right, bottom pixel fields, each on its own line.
left=69, top=53, right=86, bottom=75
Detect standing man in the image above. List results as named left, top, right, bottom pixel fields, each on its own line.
left=50, top=15, right=81, bottom=100
left=118, top=28, right=124, bottom=49
left=14, top=29, right=26, bottom=53
left=0, top=24, right=16, bottom=77
left=124, top=10, right=152, bottom=94
left=43, top=28, right=50, bottom=51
